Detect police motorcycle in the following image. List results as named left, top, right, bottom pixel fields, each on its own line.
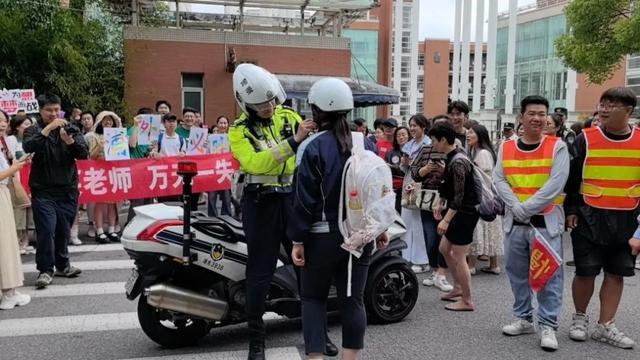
left=122, top=161, right=419, bottom=348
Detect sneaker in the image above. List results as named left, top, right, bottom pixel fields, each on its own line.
left=569, top=313, right=589, bottom=341
left=411, top=264, right=430, bottom=274
left=54, top=265, right=82, bottom=278
left=434, top=275, right=453, bottom=292
left=422, top=272, right=437, bottom=286
left=0, top=292, right=31, bottom=310
left=540, top=325, right=559, bottom=351
left=87, top=227, right=96, bottom=238
left=35, top=272, right=53, bottom=289
left=69, top=237, right=82, bottom=246
left=502, top=319, right=535, bottom=336
left=591, top=321, right=635, bottom=349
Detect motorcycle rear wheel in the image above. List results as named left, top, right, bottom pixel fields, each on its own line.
left=138, top=294, right=211, bottom=348
left=365, top=261, right=419, bottom=324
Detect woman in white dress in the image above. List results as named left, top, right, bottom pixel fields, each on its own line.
left=400, top=115, right=431, bottom=274
left=0, top=109, right=31, bottom=310
left=466, top=124, right=503, bottom=274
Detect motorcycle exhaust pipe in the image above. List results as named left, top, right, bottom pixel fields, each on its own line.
left=144, top=283, right=228, bottom=321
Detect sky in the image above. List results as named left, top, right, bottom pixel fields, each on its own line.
left=419, top=0, right=537, bottom=40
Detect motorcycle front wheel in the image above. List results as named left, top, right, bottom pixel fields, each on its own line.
left=365, top=261, right=419, bottom=324
left=138, top=294, right=211, bottom=348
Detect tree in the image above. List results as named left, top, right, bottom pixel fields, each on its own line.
left=0, top=0, right=125, bottom=117
left=555, top=0, right=640, bottom=84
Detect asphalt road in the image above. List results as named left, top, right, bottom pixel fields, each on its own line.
left=1, top=209, right=639, bottom=360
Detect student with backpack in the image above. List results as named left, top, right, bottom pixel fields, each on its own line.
left=150, top=113, right=186, bottom=157
left=428, top=121, right=480, bottom=312
left=288, top=78, right=388, bottom=360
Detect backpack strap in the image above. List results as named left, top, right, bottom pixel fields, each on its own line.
left=179, top=136, right=185, bottom=152
left=350, top=131, right=366, bottom=155
left=157, top=132, right=164, bottom=152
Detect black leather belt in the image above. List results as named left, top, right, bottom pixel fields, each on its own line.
left=514, top=215, right=546, bottom=228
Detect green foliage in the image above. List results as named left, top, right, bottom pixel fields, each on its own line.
left=0, top=0, right=125, bottom=116
left=555, top=0, right=640, bottom=84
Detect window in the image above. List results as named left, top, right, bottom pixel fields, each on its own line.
left=418, top=53, right=425, bottom=66
left=417, top=75, right=424, bottom=89
left=417, top=101, right=424, bottom=113
left=182, top=73, right=204, bottom=116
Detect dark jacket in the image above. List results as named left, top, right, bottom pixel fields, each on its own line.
left=287, top=131, right=376, bottom=243
left=23, top=119, right=89, bottom=199
left=410, top=145, right=446, bottom=190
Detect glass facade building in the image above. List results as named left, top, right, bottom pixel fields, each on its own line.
left=495, top=14, right=568, bottom=112
left=344, top=29, right=379, bottom=122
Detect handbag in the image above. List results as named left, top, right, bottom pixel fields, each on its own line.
left=8, top=175, right=31, bottom=209
left=418, top=188, right=445, bottom=212
left=401, top=179, right=421, bottom=210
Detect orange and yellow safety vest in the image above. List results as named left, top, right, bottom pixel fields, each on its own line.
left=580, top=127, right=640, bottom=210
left=502, top=136, right=565, bottom=214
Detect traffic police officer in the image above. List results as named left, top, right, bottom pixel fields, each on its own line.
left=229, top=64, right=335, bottom=360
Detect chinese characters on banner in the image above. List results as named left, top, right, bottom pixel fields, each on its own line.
left=0, top=89, right=39, bottom=115
left=104, top=128, right=130, bottom=160
left=19, top=154, right=239, bottom=204
left=136, top=115, right=164, bottom=146
left=529, top=227, right=562, bottom=293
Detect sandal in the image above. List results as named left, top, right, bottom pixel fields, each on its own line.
left=441, top=292, right=463, bottom=302
left=445, top=300, right=475, bottom=312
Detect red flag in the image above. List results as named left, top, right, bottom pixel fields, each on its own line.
left=529, top=228, right=562, bottom=293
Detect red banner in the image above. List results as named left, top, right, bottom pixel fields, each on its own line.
left=529, top=228, right=562, bottom=293
left=19, top=154, right=239, bottom=204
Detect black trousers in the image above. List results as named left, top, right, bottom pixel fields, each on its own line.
left=32, top=195, right=77, bottom=274
left=242, top=190, right=293, bottom=343
left=301, top=233, right=371, bottom=353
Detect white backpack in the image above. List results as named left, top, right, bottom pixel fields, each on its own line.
left=338, top=132, right=397, bottom=257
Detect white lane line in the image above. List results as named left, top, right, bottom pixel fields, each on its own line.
left=121, top=347, right=302, bottom=360
left=0, top=312, right=139, bottom=337
left=68, top=244, right=125, bottom=253
left=23, top=260, right=134, bottom=273
left=20, top=282, right=126, bottom=298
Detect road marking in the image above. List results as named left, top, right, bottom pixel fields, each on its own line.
left=20, top=281, right=125, bottom=298
left=68, top=243, right=125, bottom=253
left=0, top=312, right=139, bottom=337
left=120, top=347, right=302, bottom=360
left=23, top=260, right=134, bottom=273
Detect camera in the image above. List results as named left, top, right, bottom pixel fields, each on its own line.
left=63, top=124, right=79, bottom=135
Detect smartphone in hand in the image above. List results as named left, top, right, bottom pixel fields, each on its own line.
left=18, top=153, right=34, bottom=162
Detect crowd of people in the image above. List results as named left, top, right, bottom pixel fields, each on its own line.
left=1, top=66, right=640, bottom=360
left=0, top=95, right=238, bottom=304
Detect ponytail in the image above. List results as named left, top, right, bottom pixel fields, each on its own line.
left=333, top=114, right=353, bottom=155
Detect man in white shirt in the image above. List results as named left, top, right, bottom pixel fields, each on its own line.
left=152, top=114, right=185, bottom=157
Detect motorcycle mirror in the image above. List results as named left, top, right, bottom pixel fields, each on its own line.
left=177, top=161, right=198, bottom=177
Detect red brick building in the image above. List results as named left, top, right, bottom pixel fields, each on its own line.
left=124, top=26, right=351, bottom=125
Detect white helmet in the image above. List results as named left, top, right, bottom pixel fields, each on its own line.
left=270, top=73, right=287, bottom=105
left=308, top=78, right=353, bottom=113
left=233, top=64, right=284, bottom=114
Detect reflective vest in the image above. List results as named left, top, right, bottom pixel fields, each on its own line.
left=229, top=105, right=302, bottom=186
left=580, top=127, right=640, bottom=210
left=502, top=136, right=565, bottom=214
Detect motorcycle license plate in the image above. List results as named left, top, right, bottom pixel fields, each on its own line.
left=125, top=269, right=139, bottom=296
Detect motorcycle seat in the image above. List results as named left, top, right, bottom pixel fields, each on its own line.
left=192, top=215, right=245, bottom=243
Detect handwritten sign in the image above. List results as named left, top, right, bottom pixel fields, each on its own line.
left=187, top=127, right=208, bottom=155
left=208, top=134, right=230, bottom=154
left=104, top=128, right=130, bottom=160
left=137, top=115, right=164, bottom=146
left=0, top=89, right=39, bottom=115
